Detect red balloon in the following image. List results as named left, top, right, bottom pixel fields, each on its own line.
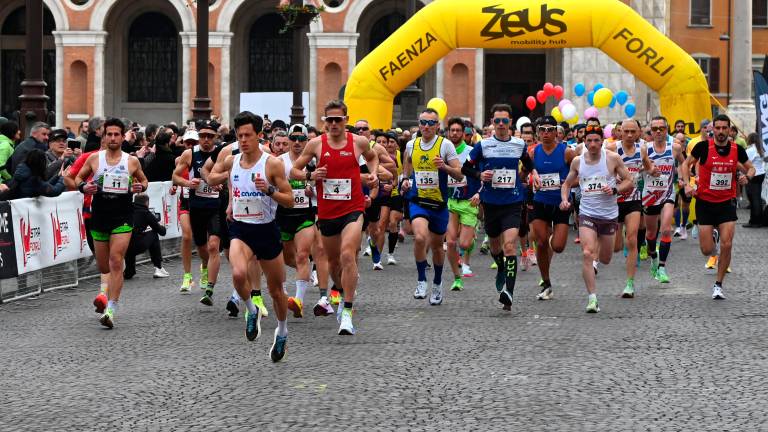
left=553, top=85, right=564, bottom=100
left=526, top=96, right=536, bottom=111
left=543, top=82, right=554, bottom=95
left=536, top=90, right=546, bottom=104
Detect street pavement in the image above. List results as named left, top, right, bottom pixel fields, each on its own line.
left=1, top=211, right=768, bottom=431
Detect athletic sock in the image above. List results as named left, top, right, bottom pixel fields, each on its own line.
left=637, top=228, right=646, bottom=252
left=276, top=319, right=288, bottom=337
left=230, top=289, right=240, bottom=302
left=388, top=232, right=398, bottom=254
left=674, top=210, right=680, bottom=227
left=646, top=236, right=657, bottom=258
left=542, top=279, right=551, bottom=288
left=107, top=300, right=118, bottom=313
left=295, top=280, right=308, bottom=302
left=99, top=280, right=108, bottom=295
left=433, top=264, right=443, bottom=286
left=206, top=282, right=215, bottom=293
left=416, top=260, right=428, bottom=282
left=319, top=288, right=327, bottom=298
left=343, top=301, right=353, bottom=310
left=588, top=293, right=597, bottom=302
left=504, top=255, right=517, bottom=294
left=715, top=281, right=722, bottom=287
left=251, top=289, right=261, bottom=297
left=659, top=238, right=672, bottom=263
left=245, top=297, right=258, bottom=314
left=492, top=252, right=504, bottom=279
left=681, top=211, right=689, bottom=227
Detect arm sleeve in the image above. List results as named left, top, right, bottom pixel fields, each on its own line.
left=520, top=148, right=534, bottom=171
left=737, top=146, right=749, bottom=164
left=461, top=144, right=483, bottom=181
left=690, top=141, right=708, bottom=164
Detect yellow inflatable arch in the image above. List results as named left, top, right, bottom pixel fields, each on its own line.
left=344, top=0, right=711, bottom=130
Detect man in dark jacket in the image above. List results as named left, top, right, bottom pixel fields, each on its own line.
left=142, top=129, right=177, bottom=181
left=124, top=193, right=169, bottom=279
left=9, top=122, right=49, bottom=175
left=44, top=128, right=74, bottom=180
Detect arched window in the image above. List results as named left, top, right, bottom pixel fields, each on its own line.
left=248, top=13, right=292, bottom=92
left=127, top=12, right=178, bottom=103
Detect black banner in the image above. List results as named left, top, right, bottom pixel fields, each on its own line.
left=0, top=201, right=18, bottom=279
left=754, top=70, right=768, bottom=153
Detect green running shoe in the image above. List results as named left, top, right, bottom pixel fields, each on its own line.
left=639, top=244, right=649, bottom=261
left=650, top=256, right=659, bottom=279
left=199, top=265, right=209, bottom=290
left=100, top=307, right=115, bottom=329
left=656, top=266, right=670, bottom=283
left=490, top=261, right=497, bottom=270
left=586, top=296, right=600, bottom=313
left=251, top=294, right=269, bottom=317
left=451, top=277, right=464, bottom=291
left=180, top=273, right=193, bottom=294
left=200, top=289, right=213, bottom=306
left=622, top=279, right=635, bottom=298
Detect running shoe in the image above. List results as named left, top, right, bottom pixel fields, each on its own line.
left=429, top=283, right=443, bottom=305
left=414, top=281, right=428, bottom=299
left=372, top=261, right=384, bottom=271
left=726, top=266, right=732, bottom=273
left=180, top=274, right=193, bottom=294
left=153, top=267, right=170, bottom=278
left=536, top=286, right=553, bottom=301
left=451, top=277, right=464, bottom=291
left=270, top=328, right=287, bottom=362
left=622, top=279, right=635, bottom=298
left=574, top=237, right=580, bottom=244
left=499, top=288, right=513, bottom=311
left=520, top=252, right=529, bottom=272
left=200, top=289, right=214, bottom=306
left=338, top=309, right=355, bottom=335
left=200, top=265, right=209, bottom=290
left=313, top=296, right=334, bottom=316
left=679, top=227, right=688, bottom=240
left=251, top=295, right=269, bottom=317
left=99, top=307, right=115, bottom=329
left=527, top=249, right=537, bottom=266
left=226, top=296, right=240, bottom=318
left=363, top=246, right=371, bottom=257
left=586, top=296, right=600, bottom=313
left=329, top=289, right=341, bottom=305
left=691, top=225, right=699, bottom=239
left=673, top=227, right=681, bottom=238
left=538, top=279, right=545, bottom=287
left=245, top=307, right=262, bottom=341
left=490, top=261, right=498, bottom=270
left=650, top=256, right=659, bottom=279
left=705, top=256, right=717, bottom=270
left=93, top=293, right=108, bottom=314
left=480, top=239, right=490, bottom=255
left=712, top=284, right=725, bottom=300
left=287, top=296, right=303, bottom=318
left=387, top=254, right=397, bottom=265
left=461, top=263, right=474, bottom=277
left=639, top=245, right=649, bottom=261
left=656, top=266, right=670, bottom=283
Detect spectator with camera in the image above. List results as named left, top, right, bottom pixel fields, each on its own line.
left=44, top=128, right=75, bottom=180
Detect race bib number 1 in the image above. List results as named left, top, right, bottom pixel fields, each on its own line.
left=538, top=173, right=561, bottom=191
left=233, top=198, right=265, bottom=223
left=492, top=169, right=516, bottom=189
left=581, top=175, right=608, bottom=194
left=103, top=172, right=130, bottom=194
left=415, top=170, right=439, bottom=189
left=323, top=179, right=352, bottom=200
left=710, top=172, right=732, bottom=190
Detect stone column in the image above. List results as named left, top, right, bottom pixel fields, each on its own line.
left=727, top=0, right=757, bottom=133
left=307, top=32, right=358, bottom=125
left=474, top=48, right=484, bottom=125
left=180, top=32, right=194, bottom=124
left=210, top=32, right=233, bottom=124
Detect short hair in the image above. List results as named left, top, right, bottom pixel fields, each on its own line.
left=354, top=119, right=369, bottom=125
left=103, top=117, right=126, bottom=134
left=446, top=117, right=464, bottom=130
left=490, top=103, right=512, bottom=116
left=519, top=122, right=534, bottom=133
left=164, top=123, right=180, bottom=136
left=154, top=129, right=172, bottom=147
left=307, top=126, right=319, bottom=135
left=650, top=115, right=668, bottom=128
left=134, top=193, right=149, bottom=207
left=585, top=117, right=601, bottom=126
left=674, top=119, right=685, bottom=127
left=0, top=120, right=19, bottom=139
left=421, top=107, right=439, bottom=117
left=324, top=99, right=348, bottom=115
left=273, top=130, right=288, bottom=139
left=233, top=111, right=264, bottom=133
left=712, top=114, right=731, bottom=127
left=30, top=122, right=50, bottom=134
left=145, top=124, right=159, bottom=140
left=88, top=116, right=105, bottom=134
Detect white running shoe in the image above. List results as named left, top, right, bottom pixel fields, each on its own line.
left=363, top=246, right=371, bottom=256
left=313, top=296, right=334, bottom=316
left=338, top=309, right=356, bottom=335
left=311, top=270, right=318, bottom=287
left=461, top=263, right=474, bottom=277
left=387, top=254, right=397, bottom=265
left=429, top=283, right=443, bottom=305
left=679, top=227, right=688, bottom=240
left=712, top=285, right=725, bottom=300
left=372, top=262, right=384, bottom=271
left=414, top=281, right=428, bottom=299
left=153, top=267, right=170, bottom=278
left=673, top=227, right=682, bottom=238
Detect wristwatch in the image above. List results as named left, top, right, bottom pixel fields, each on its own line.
left=306, top=171, right=312, bottom=181
left=266, top=185, right=276, bottom=196
left=612, top=187, right=618, bottom=195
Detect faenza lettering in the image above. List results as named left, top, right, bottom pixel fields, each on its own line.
left=480, top=4, right=567, bottom=41
left=378, top=32, right=438, bottom=82
left=612, top=28, right=675, bottom=77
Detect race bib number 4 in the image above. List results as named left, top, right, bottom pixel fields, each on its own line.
left=581, top=175, right=608, bottom=194
left=415, top=170, right=439, bottom=189
left=539, top=173, right=561, bottom=191
left=492, top=169, right=516, bottom=189
left=710, top=172, right=732, bottom=190
left=103, top=172, right=130, bottom=194
left=293, top=189, right=310, bottom=209
left=196, top=181, right=220, bottom=198
left=233, top=198, right=265, bottom=223
left=323, top=179, right=352, bottom=200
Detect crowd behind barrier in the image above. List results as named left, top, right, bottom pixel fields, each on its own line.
left=0, top=182, right=183, bottom=303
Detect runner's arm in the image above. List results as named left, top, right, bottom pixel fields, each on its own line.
left=130, top=156, right=149, bottom=192
left=375, top=144, right=396, bottom=176
left=267, top=157, right=294, bottom=208
left=172, top=150, right=193, bottom=187
left=291, top=139, right=318, bottom=180
left=560, top=157, right=580, bottom=204
left=209, top=153, right=233, bottom=186
left=206, top=146, right=232, bottom=186
left=73, top=153, right=97, bottom=186
left=611, top=153, right=634, bottom=194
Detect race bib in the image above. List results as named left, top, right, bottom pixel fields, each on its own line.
left=581, top=175, right=608, bottom=194
left=181, top=187, right=189, bottom=199
left=103, top=172, right=130, bottom=194
left=195, top=180, right=220, bottom=198
left=646, top=176, right=669, bottom=191
left=492, top=169, right=516, bottom=189
left=447, top=175, right=467, bottom=188
left=233, top=197, right=266, bottom=223
left=323, top=178, right=351, bottom=200
left=710, top=172, right=732, bottom=190
left=539, top=173, right=561, bottom=191
left=292, top=189, right=310, bottom=209
left=415, top=170, right=439, bottom=189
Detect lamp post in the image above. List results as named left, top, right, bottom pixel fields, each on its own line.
left=282, top=0, right=315, bottom=126
left=18, top=0, right=48, bottom=134
left=192, top=0, right=212, bottom=121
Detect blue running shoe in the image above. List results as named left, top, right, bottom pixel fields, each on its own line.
left=245, top=308, right=262, bottom=341
left=270, top=328, right=287, bottom=362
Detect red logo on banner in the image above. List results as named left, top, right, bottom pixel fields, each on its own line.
left=50, top=206, right=70, bottom=260
left=19, top=211, right=40, bottom=268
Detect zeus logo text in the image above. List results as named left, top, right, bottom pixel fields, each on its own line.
left=480, top=4, right=567, bottom=41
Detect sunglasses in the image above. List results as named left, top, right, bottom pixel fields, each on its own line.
left=419, top=119, right=439, bottom=126
left=650, top=126, right=667, bottom=132
left=585, top=125, right=603, bottom=133
left=538, top=126, right=557, bottom=133
left=493, top=118, right=511, bottom=125
left=289, top=135, right=308, bottom=142
left=198, top=133, right=215, bottom=139
left=357, top=126, right=369, bottom=131
left=323, top=116, right=346, bottom=123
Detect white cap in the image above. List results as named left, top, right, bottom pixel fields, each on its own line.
left=288, top=124, right=308, bottom=136
left=182, top=130, right=199, bottom=142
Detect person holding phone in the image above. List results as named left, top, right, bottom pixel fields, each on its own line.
left=44, top=128, right=74, bottom=180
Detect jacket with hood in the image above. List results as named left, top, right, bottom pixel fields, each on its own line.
left=0, top=134, right=14, bottom=182
left=0, top=162, right=65, bottom=200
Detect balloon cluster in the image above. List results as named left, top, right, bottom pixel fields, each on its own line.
left=526, top=82, right=564, bottom=111
left=573, top=82, right=636, bottom=118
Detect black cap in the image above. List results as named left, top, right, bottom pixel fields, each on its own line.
left=271, top=119, right=287, bottom=131
left=49, top=128, right=68, bottom=142
left=539, top=116, right=558, bottom=127
left=196, top=119, right=220, bottom=132
left=559, top=121, right=570, bottom=130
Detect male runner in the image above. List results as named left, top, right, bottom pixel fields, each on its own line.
left=75, top=118, right=148, bottom=328
left=381, top=132, right=405, bottom=265
left=290, top=100, right=379, bottom=335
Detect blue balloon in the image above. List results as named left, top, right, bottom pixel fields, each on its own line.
left=593, top=83, right=604, bottom=92
left=609, top=96, right=617, bottom=108
left=616, top=90, right=629, bottom=106
left=625, top=103, right=637, bottom=117
left=587, top=91, right=595, bottom=106
left=574, top=82, right=586, bottom=97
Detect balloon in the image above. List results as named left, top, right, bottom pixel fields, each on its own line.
left=604, top=124, right=614, bottom=139
left=551, top=107, right=564, bottom=123
left=593, top=88, right=614, bottom=108
left=561, top=103, right=577, bottom=120
left=553, top=85, right=564, bottom=100
left=574, top=83, right=586, bottom=97
left=558, top=99, right=572, bottom=111
left=516, top=116, right=531, bottom=131
left=567, top=115, right=579, bottom=125
left=593, top=83, right=604, bottom=92
left=624, top=103, right=637, bottom=117
left=543, top=82, right=554, bottom=95
left=426, top=97, right=448, bottom=119
left=587, top=91, right=595, bottom=106
left=584, top=107, right=599, bottom=119
left=609, top=96, right=617, bottom=108
left=615, top=90, right=629, bottom=105
left=526, top=96, right=536, bottom=111
left=536, top=90, right=546, bottom=104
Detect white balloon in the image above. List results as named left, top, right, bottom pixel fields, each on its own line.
left=516, top=116, right=531, bottom=130
left=561, top=104, right=577, bottom=120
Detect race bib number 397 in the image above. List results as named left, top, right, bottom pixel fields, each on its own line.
left=710, top=172, right=732, bottom=190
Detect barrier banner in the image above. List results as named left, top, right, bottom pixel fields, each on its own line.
left=146, top=181, right=182, bottom=239
left=11, top=192, right=90, bottom=275
left=0, top=201, right=18, bottom=279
